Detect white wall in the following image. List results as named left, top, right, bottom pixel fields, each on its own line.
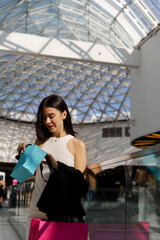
left=0, top=119, right=36, bottom=163
left=75, top=122, right=136, bottom=165
left=0, top=119, right=136, bottom=166
left=130, top=30, right=160, bottom=143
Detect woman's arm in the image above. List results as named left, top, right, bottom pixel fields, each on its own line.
left=74, top=139, right=87, bottom=173
left=45, top=153, right=58, bottom=170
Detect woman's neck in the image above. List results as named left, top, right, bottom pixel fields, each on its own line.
left=53, top=130, right=68, bottom=138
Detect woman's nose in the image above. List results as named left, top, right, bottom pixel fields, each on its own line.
left=45, top=117, right=51, bottom=124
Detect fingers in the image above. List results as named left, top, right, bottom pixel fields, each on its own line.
left=46, top=153, right=52, bottom=158
left=46, top=153, right=58, bottom=170
left=17, top=142, right=27, bottom=154
left=45, top=153, right=53, bottom=162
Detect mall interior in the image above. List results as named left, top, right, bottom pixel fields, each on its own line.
left=1, top=0, right=160, bottom=239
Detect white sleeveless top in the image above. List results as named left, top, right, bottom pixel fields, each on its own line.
left=29, top=134, right=75, bottom=215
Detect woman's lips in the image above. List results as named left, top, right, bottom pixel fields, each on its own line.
left=48, top=125, right=55, bottom=129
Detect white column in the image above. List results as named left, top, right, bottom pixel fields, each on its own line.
left=130, top=30, right=160, bottom=143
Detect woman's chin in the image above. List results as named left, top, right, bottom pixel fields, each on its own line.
left=48, top=127, right=56, bottom=133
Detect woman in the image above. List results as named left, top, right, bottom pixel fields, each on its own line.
left=17, top=94, right=87, bottom=239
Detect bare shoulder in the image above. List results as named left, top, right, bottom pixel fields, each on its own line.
left=67, top=138, right=86, bottom=157
left=72, top=138, right=86, bottom=149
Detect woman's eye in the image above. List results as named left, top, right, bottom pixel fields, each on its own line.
left=43, top=115, right=55, bottom=121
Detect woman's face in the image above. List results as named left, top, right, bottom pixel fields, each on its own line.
left=43, top=107, right=67, bottom=135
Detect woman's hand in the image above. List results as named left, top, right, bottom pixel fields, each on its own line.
left=46, top=153, right=58, bottom=170
left=17, top=142, right=27, bottom=155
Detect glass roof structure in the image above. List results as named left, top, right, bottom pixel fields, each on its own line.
left=0, top=0, right=160, bottom=48
left=0, top=53, right=130, bottom=123
left=0, top=0, right=160, bottom=124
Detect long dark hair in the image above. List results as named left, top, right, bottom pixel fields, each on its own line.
left=36, top=94, right=76, bottom=140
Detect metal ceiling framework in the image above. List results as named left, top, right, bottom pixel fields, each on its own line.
left=0, top=0, right=159, bottom=49
left=0, top=0, right=159, bottom=124
left=0, top=53, right=130, bottom=123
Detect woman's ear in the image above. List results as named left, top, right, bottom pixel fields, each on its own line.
left=62, top=110, right=67, bottom=120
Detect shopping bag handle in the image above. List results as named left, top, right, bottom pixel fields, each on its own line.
left=40, top=156, right=55, bottom=182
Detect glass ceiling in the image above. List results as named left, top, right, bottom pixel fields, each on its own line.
left=0, top=0, right=159, bottom=124
left=0, top=0, right=160, bottom=49
left=0, top=53, right=130, bottom=123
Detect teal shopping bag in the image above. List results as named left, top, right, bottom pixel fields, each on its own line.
left=10, top=145, right=47, bottom=183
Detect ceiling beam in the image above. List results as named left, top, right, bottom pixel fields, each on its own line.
left=0, top=30, right=140, bottom=68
